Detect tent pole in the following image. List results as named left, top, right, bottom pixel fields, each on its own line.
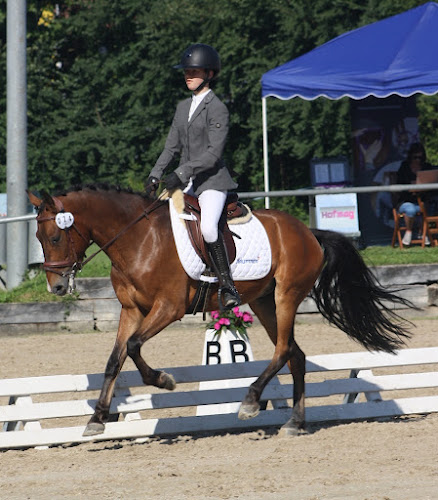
left=262, top=97, right=270, bottom=209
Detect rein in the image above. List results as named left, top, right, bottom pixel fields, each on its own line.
left=80, top=208, right=150, bottom=267
left=37, top=194, right=165, bottom=287
left=81, top=187, right=167, bottom=267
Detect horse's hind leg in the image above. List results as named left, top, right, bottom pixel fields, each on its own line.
left=238, top=333, right=306, bottom=433
left=238, top=293, right=278, bottom=418
left=280, top=342, right=306, bottom=435
left=241, top=291, right=306, bottom=434
left=248, top=291, right=278, bottom=344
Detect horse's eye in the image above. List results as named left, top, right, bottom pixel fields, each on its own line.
left=51, top=235, right=61, bottom=245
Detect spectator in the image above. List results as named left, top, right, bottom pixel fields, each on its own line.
left=394, top=142, right=432, bottom=246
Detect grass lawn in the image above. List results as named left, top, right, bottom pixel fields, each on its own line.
left=1, top=243, right=438, bottom=303
left=361, top=244, right=438, bottom=266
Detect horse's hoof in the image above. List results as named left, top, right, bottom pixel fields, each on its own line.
left=238, top=402, right=260, bottom=420
left=83, top=422, right=105, bottom=437
left=158, top=372, right=176, bottom=391
left=278, top=419, right=306, bottom=437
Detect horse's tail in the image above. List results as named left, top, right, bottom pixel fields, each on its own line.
left=310, top=229, right=414, bottom=353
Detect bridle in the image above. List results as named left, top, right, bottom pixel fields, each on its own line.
left=36, top=193, right=165, bottom=292
left=36, top=196, right=91, bottom=291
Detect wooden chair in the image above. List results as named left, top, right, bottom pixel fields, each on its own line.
left=392, top=195, right=438, bottom=249
left=391, top=208, right=426, bottom=249
left=418, top=199, right=438, bottom=246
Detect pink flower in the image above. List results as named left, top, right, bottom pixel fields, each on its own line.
left=207, top=308, right=253, bottom=335
left=243, top=312, right=253, bottom=323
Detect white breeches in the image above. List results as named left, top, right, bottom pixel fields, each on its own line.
left=198, top=189, right=227, bottom=243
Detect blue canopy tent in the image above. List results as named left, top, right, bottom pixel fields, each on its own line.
left=260, top=2, right=438, bottom=207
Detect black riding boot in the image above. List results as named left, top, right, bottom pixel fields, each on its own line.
left=207, top=236, right=241, bottom=310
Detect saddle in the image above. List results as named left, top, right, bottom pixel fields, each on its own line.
left=181, top=192, right=249, bottom=267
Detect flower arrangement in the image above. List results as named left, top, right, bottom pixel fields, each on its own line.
left=206, top=307, right=254, bottom=338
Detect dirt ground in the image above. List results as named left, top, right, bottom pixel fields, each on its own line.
left=0, top=309, right=437, bottom=500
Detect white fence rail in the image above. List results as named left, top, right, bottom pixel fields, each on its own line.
left=1, top=347, right=437, bottom=450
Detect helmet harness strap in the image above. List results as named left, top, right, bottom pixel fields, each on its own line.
left=194, top=69, right=212, bottom=93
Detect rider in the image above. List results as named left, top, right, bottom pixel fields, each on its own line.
left=146, top=43, right=240, bottom=310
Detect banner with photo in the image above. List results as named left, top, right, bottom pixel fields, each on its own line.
left=350, top=95, right=419, bottom=245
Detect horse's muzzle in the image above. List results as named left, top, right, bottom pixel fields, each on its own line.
left=51, top=282, right=68, bottom=296
left=48, top=275, right=69, bottom=296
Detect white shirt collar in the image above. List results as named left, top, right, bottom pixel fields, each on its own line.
left=188, top=89, right=211, bottom=121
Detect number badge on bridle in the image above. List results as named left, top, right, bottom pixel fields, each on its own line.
left=55, top=212, right=74, bottom=230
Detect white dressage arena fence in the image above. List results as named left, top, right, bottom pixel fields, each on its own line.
left=0, top=347, right=437, bottom=450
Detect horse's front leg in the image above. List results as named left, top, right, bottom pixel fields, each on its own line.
left=83, top=307, right=141, bottom=437
left=126, top=303, right=180, bottom=391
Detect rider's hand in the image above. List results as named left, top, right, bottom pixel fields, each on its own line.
left=165, top=172, right=184, bottom=191
left=145, top=176, right=160, bottom=197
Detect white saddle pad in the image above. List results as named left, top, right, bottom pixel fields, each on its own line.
left=169, top=199, right=272, bottom=281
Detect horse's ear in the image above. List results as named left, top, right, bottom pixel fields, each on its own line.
left=26, top=190, right=42, bottom=209
left=40, top=190, right=57, bottom=211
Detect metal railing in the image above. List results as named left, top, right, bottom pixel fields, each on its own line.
left=0, top=213, right=36, bottom=224
left=1, top=181, right=435, bottom=226
left=237, top=182, right=438, bottom=200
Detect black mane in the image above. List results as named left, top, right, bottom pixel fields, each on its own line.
left=54, top=183, right=151, bottom=200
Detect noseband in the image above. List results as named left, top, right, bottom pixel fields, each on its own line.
left=36, top=196, right=90, bottom=288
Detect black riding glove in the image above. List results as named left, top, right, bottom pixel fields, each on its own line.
left=165, top=172, right=184, bottom=191
left=145, top=176, right=160, bottom=196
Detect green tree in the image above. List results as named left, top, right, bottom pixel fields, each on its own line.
left=0, top=0, right=435, bottom=219
left=418, top=94, right=438, bottom=165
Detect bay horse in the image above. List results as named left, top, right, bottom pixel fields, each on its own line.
left=28, top=185, right=412, bottom=437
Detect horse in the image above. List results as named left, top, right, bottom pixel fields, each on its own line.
left=27, top=184, right=412, bottom=437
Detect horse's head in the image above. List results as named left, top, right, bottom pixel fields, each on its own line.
left=27, top=190, right=90, bottom=296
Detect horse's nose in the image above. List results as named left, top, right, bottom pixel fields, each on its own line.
left=52, top=283, right=67, bottom=296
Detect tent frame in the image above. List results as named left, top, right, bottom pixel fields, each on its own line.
left=262, top=97, right=270, bottom=208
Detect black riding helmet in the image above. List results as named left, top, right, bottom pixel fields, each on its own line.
left=174, top=43, right=221, bottom=91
